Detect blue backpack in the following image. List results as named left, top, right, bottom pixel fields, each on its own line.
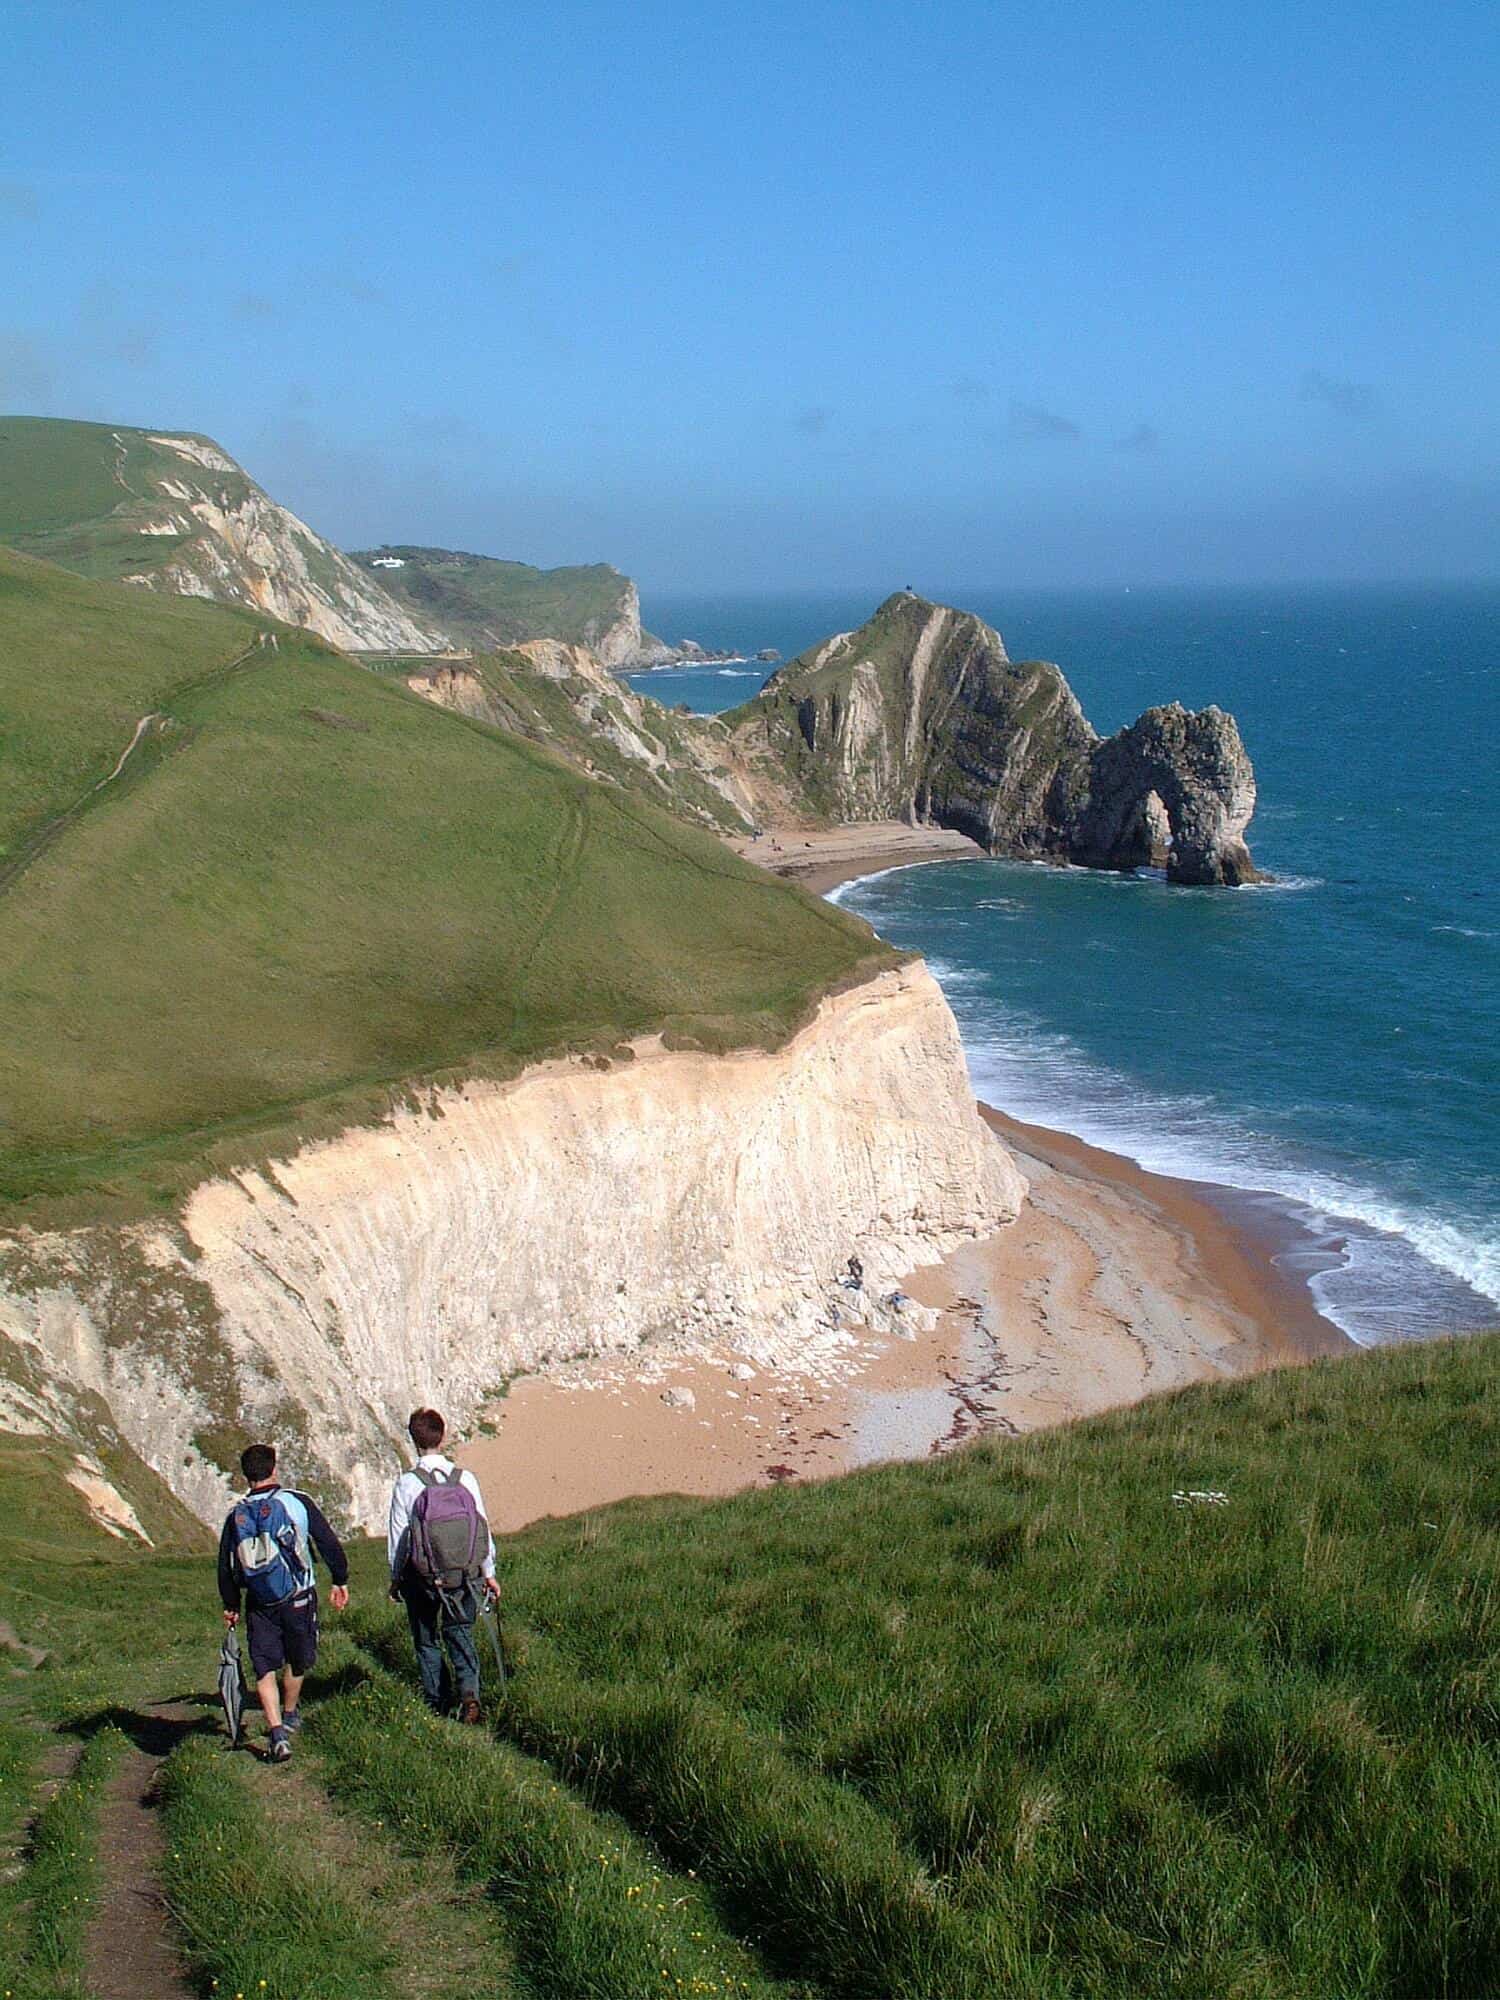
left=231, top=1490, right=310, bottom=1608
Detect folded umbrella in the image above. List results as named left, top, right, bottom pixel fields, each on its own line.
left=218, top=1626, right=247, bottom=1745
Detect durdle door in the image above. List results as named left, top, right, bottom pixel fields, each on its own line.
left=733, top=591, right=1259, bottom=885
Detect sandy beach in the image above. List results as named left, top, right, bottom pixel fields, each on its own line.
left=459, top=1088, right=1351, bottom=1533
left=727, top=821, right=985, bottom=895
left=457, top=829, right=1354, bottom=1533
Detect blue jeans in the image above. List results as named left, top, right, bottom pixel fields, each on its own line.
left=400, top=1577, right=481, bottom=1712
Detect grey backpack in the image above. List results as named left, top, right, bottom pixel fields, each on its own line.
left=408, top=1467, right=485, bottom=1595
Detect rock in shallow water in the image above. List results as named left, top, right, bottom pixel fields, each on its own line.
left=1070, top=703, right=1259, bottom=886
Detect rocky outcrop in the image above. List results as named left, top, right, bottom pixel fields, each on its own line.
left=0, top=964, right=1023, bottom=1530
left=1067, top=703, right=1258, bottom=886
left=733, top=592, right=1259, bottom=884
left=586, top=574, right=654, bottom=668
left=124, top=436, right=450, bottom=651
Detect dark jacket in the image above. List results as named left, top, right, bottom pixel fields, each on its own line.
left=217, top=1484, right=349, bottom=1613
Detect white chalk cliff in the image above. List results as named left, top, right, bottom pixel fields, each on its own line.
left=0, top=964, right=1022, bottom=1529
left=119, top=433, right=449, bottom=652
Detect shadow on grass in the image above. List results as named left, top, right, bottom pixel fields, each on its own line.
left=301, top=1656, right=375, bottom=1707
left=70, top=1697, right=218, bottom=1759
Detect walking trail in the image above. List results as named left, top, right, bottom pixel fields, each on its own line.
left=82, top=1703, right=198, bottom=2000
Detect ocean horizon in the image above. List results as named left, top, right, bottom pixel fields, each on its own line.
left=628, top=581, right=1500, bottom=1349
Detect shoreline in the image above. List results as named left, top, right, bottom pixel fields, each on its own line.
left=456, top=832, right=1358, bottom=1532
left=978, top=1105, right=1351, bottom=1365
left=459, top=1080, right=1350, bottom=1534
left=728, top=821, right=985, bottom=895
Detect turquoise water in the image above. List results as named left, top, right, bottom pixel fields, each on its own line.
left=629, top=587, right=1500, bottom=1345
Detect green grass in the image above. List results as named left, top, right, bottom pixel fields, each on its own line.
left=0, top=550, right=885, bottom=1218
left=0, top=1435, right=203, bottom=1578
left=489, top=1652, right=1016, bottom=1995
left=0, top=1722, right=47, bottom=1987
left=0, top=1290, right=1493, bottom=1996
left=0, top=546, right=268, bottom=857
left=161, top=1736, right=452, bottom=2000
left=0, top=416, right=253, bottom=585
left=352, top=547, right=640, bottom=654
left=0, top=1727, right=124, bottom=1999
left=424, top=1333, right=1494, bottom=2000
left=313, top=1669, right=789, bottom=2000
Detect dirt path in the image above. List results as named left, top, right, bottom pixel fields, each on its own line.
left=0, top=632, right=274, bottom=901
left=83, top=1704, right=200, bottom=2000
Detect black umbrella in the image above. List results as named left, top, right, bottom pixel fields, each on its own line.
left=218, top=1626, right=247, bottom=1745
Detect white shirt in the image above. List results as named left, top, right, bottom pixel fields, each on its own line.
left=387, top=1452, right=496, bottom=1582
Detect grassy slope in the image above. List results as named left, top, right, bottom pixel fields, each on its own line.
left=477, top=1333, right=1499, bottom=1998
left=449, top=652, right=749, bottom=833
left=0, top=546, right=268, bottom=857
left=476, top=1328, right=1496, bottom=2000
left=0, top=1336, right=1493, bottom=1998
left=0, top=1435, right=205, bottom=1576
left=353, top=546, right=637, bottom=650
left=0, top=551, right=883, bottom=1215
left=0, top=415, right=248, bottom=583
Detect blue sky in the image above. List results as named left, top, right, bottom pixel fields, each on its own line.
left=4, top=0, right=1497, bottom=590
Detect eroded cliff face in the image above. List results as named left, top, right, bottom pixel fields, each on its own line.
left=407, top=642, right=759, bottom=833
left=118, top=435, right=450, bottom=652
left=0, top=964, right=1022, bottom=1529
left=585, top=576, right=649, bottom=667
left=734, top=593, right=1259, bottom=884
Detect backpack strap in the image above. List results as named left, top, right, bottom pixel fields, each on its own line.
left=413, top=1467, right=438, bottom=1489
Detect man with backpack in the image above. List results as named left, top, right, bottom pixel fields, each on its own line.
left=218, top=1441, right=350, bottom=1762
left=387, top=1407, right=500, bottom=1724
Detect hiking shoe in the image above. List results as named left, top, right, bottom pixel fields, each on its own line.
left=268, top=1725, right=293, bottom=1762
left=457, top=1696, right=484, bottom=1727
left=283, top=1708, right=303, bottom=1733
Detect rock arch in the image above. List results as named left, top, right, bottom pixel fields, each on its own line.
left=1070, top=704, right=1259, bottom=885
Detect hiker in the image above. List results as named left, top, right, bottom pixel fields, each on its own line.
left=387, top=1408, right=500, bottom=1724
left=218, top=1442, right=349, bottom=1762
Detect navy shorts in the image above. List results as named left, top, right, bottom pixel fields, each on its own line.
left=246, top=1589, right=318, bottom=1679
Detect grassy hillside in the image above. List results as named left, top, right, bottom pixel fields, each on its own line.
left=0, top=415, right=444, bottom=652
left=0, top=550, right=885, bottom=1215
left=414, top=649, right=752, bottom=832
left=353, top=545, right=646, bottom=653
left=0, top=545, right=269, bottom=858
left=0, top=414, right=254, bottom=582
left=0, top=1335, right=1493, bottom=1998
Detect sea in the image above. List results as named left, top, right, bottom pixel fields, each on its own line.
left=626, top=585, right=1500, bottom=1349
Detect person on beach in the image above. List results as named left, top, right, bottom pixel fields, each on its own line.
left=218, top=1441, right=350, bottom=1763
left=387, top=1407, right=501, bottom=1725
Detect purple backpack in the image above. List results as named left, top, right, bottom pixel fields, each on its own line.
left=408, top=1467, right=485, bottom=1593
